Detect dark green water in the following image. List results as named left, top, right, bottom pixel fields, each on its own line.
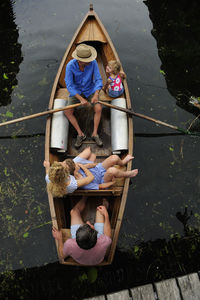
left=0, top=0, right=200, bottom=299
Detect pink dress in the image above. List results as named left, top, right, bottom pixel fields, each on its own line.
left=108, top=74, right=124, bottom=97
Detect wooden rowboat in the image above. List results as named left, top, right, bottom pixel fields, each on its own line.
left=44, top=5, right=133, bottom=266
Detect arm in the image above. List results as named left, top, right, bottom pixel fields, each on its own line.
left=74, top=93, right=88, bottom=105
left=76, top=164, right=94, bottom=187
left=97, top=206, right=111, bottom=238
left=83, top=163, right=98, bottom=169
left=52, top=227, right=65, bottom=260
left=65, top=60, right=86, bottom=100
left=119, top=71, right=126, bottom=80
left=93, top=60, right=103, bottom=91
left=43, top=160, right=50, bottom=175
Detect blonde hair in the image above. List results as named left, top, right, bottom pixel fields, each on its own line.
left=108, top=60, right=121, bottom=75
left=47, top=162, right=70, bottom=197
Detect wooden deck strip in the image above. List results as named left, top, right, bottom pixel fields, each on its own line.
left=178, top=273, right=200, bottom=300
left=130, top=284, right=155, bottom=300
left=106, top=289, right=130, bottom=300
left=83, top=297, right=106, bottom=300
left=155, top=278, right=181, bottom=300
left=84, top=272, right=200, bottom=300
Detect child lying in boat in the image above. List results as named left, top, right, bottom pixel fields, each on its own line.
left=43, top=147, right=138, bottom=198
left=52, top=197, right=112, bottom=265
left=102, top=60, right=126, bottom=98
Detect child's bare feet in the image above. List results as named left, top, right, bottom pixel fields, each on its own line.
left=126, top=169, right=138, bottom=178
left=102, top=198, right=109, bottom=209
left=122, top=154, right=134, bottom=165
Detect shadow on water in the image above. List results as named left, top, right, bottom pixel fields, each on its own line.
left=1, top=211, right=200, bottom=300
left=144, top=0, right=200, bottom=121
left=0, top=0, right=23, bottom=106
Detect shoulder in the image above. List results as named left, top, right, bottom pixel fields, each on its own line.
left=66, top=59, right=77, bottom=69
left=66, top=175, right=78, bottom=193
left=63, top=238, right=77, bottom=256
left=91, top=60, right=98, bottom=67
left=98, top=234, right=112, bottom=245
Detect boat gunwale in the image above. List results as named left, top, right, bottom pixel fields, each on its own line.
left=44, top=6, right=134, bottom=266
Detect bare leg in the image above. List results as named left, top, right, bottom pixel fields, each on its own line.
left=86, top=199, right=106, bottom=228
left=104, top=167, right=138, bottom=182
left=88, top=153, right=96, bottom=162
left=77, top=147, right=92, bottom=160
left=70, top=197, right=87, bottom=225
left=101, top=154, right=134, bottom=170
left=94, top=198, right=109, bottom=224
left=92, top=103, right=102, bottom=137
left=64, top=109, right=84, bottom=136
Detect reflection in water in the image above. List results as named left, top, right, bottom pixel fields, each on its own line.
left=144, top=0, right=200, bottom=116
left=0, top=0, right=23, bottom=106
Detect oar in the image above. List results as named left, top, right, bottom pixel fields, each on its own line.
left=98, top=100, right=198, bottom=136
left=0, top=103, right=81, bottom=127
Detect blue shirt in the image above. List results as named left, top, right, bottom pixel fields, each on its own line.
left=65, top=59, right=103, bottom=97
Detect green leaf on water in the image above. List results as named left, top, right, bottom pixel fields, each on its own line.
left=23, top=232, right=29, bottom=238
left=134, top=245, right=139, bottom=253
left=3, top=73, right=9, bottom=79
left=6, top=111, right=13, bottom=118
left=87, top=267, right=98, bottom=283
left=78, top=272, right=88, bottom=282
left=169, top=146, right=174, bottom=152
left=4, top=167, right=9, bottom=176
left=160, top=69, right=166, bottom=75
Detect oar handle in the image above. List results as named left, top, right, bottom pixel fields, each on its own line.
left=0, top=103, right=81, bottom=127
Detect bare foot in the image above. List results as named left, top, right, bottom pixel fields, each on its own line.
left=126, top=169, right=138, bottom=178
left=122, top=154, right=134, bottom=165
left=102, top=198, right=109, bottom=209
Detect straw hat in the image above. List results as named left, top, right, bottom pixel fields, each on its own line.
left=72, top=44, right=97, bottom=62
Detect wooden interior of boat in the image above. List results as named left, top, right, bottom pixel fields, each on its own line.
left=53, top=193, right=122, bottom=264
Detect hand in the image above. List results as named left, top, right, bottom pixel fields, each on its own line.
left=97, top=205, right=108, bottom=217
left=52, top=227, right=62, bottom=241
left=84, top=163, right=97, bottom=169
left=75, top=164, right=80, bottom=172
left=91, top=94, right=99, bottom=104
left=43, top=160, right=50, bottom=169
left=80, top=97, right=88, bottom=106
left=106, top=181, right=116, bottom=187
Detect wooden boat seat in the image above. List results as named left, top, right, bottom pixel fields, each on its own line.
left=55, top=88, right=122, bottom=102
left=72, top=187, right=123, bottom=196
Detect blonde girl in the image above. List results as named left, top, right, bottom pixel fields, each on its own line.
left=43, top=160, right=94, bottom=197
left=103, top=60, right=126, bottom=98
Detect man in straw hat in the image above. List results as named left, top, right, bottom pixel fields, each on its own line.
left=64, top=44, right=103, bottom=148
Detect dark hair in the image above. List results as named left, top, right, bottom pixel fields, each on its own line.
left=76, top=224, right=97, bottom=250
left=64, top=159, right=75, bottom=175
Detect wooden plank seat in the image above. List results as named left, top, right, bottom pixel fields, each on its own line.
left=55, top=88, right=122, bottom=102
left=70, top=187, right=123, bottom=197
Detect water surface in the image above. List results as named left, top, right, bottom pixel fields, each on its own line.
left=0, top=0, right=200, bottom=298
